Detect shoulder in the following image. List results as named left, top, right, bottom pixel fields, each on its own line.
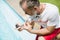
left=42, top=3, right=59, bottom=20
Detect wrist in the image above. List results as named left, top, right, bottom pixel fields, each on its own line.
left=26, top=27, right=32, bottom=32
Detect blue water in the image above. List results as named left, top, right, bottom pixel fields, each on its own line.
left=0, top=0, right=24, bottom=40
left=0, top=0, right=36, bottom=40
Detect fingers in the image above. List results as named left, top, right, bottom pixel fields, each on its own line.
left=18, top=27, right=22, bottom=31
left=18, top=27, right=23, bottom=31
left=15, top=23, right=24, bottom=31
left=38, top=19, right=41, bottom=22
left=23, top=23, right=30, bottom=30
left=16, top=26, right=24, bottom=31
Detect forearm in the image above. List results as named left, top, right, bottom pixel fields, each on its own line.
left=27, top=28, right=51, bottom=35
left=23, top=20, right=55, bottom=35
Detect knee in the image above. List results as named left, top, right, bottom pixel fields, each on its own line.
left=38, top=36, right=45, bottom=40
left=56, top=33, right=60, bottom=39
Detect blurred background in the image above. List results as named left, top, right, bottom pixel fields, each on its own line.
left=40, top=0, right=60, bottom=13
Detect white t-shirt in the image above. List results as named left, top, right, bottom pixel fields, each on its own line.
left=27, top=3, right=60, bottom=29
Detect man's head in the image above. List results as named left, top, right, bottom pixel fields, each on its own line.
left=20, top=0, right=40, bottom=16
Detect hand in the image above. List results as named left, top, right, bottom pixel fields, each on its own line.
left=17, top=27, right=24, bottom=31
left=38, top=19, right=41, bottom=22
left=16, top=23, right=24, bottom=31
left=23, top=22, right=32, bottom=30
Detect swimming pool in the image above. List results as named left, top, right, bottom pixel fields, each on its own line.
left=0, top=0, right=36, bottom=40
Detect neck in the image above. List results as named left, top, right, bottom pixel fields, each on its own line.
left=39, top=3, right=46, bottom=15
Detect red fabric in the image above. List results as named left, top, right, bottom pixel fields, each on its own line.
left=36, top=28, right=60, bottom=40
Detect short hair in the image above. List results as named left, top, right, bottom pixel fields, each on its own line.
left=20, top=0, right=26, bottom=6
left=20, top=0, right=40, bottom=9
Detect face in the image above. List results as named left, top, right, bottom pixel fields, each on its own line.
left=21, top=1, right=40, bottom=16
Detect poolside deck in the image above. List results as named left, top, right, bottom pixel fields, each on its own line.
left=6, top=0, right=28, bottom=20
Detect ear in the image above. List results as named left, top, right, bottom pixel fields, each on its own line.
left=34, top=6, right=37, bottom=10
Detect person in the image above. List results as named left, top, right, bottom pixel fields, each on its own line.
left=16, top=0, right=60, bottom=40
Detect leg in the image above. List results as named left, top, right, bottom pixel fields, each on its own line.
left=36, top=28, right=60, bottom=40
left=56, top=33, right=60, bottom=40
left=38, top=36, right=45, bottom=40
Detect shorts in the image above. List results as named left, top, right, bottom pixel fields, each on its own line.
left=36, top=28, right=60, bottom=40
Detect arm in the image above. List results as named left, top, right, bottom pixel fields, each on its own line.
left=27, top=26, right=55, bottom=35
left=16, top=20, right=34, bottom=31
left=25, top=12, right=58, bottom=35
